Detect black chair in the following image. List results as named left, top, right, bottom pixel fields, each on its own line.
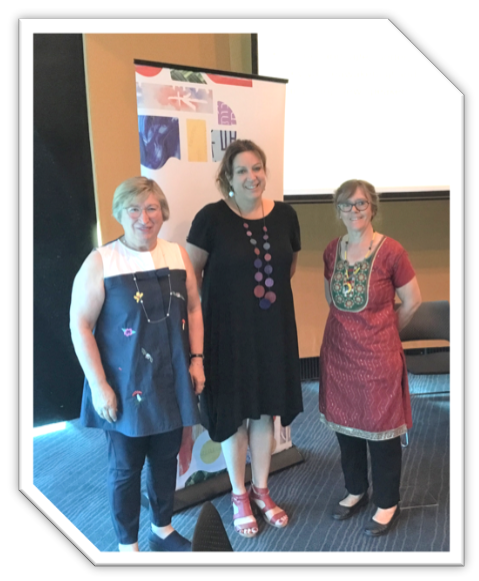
left=396, top=300, right=450, bottom=448
left=398, top=300, right=450, bottom=375
left=191, top=501, right=234, bottom=551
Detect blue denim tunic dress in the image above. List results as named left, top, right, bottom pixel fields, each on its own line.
left=80, top=239, right=200, bottom=436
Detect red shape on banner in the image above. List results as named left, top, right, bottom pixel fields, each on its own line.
left=206, top=74, right=253, bottom=87
left=135, top=65, right=162, bottom=77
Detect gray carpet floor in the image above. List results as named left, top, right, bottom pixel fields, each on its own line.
left=33, top=374, right=449, bottom=552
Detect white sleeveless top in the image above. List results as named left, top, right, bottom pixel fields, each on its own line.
left=97, top=238, right=185, bottom=278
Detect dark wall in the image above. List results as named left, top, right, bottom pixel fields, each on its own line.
left=34, top=34, right=97, bottom=426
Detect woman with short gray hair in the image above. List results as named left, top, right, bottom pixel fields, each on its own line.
left=70, top=176, right=204, bottom=552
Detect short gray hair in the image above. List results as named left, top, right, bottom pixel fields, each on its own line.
left=112, top=176, right=170, bottom=222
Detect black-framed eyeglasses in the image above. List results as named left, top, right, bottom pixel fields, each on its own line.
left=337, top=200, right=370, bottom=212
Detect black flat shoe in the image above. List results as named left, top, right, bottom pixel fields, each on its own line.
left=332, top=493, right=369, bottom=521
left=148, top=530, right=191, bottom=551
left=364, top=505, right=400, bottom=537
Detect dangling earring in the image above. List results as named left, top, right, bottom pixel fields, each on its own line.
left=228, top=190, right=235, bottom=198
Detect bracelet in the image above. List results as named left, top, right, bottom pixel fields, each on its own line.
left=190, top=353, right=204, bottom=359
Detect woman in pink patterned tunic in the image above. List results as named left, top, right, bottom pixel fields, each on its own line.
left=319, top=179, right=422, bottom=537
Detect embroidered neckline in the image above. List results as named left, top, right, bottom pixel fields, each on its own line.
left=330, top=236, right=386, bottom=313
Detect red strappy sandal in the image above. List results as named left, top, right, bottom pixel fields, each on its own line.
left=249, top=485, right=288, bottom=528
left=231, top=491, right=259, bottom=538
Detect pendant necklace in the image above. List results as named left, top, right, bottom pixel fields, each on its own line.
left=232, top=199, right=276, bottom=310
left=342, top=232, right=376, bottom=297
left=121, top=236, right=172, bottom=323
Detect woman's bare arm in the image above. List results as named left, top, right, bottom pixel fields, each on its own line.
left=185, top=242, right=209, bottom=294
left=181, top=246, right=205, bottom=395
left=291, top=252, right=299, bottom=278
left=69, top=251, right=117, bottom=423
left=324, top=277, right=332, bottom=306
left=395, top=276, right=422, bottom=332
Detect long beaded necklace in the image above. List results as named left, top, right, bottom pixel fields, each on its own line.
left=342, top=232, right=376, bottom=297
left=232, top=199, right=276, bottom=310
left=121, top=236, right=172, bottom=323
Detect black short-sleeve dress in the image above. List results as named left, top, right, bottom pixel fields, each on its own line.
left=187, top=200, right=303, bottom=442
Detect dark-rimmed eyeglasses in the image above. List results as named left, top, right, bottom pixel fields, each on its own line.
left=337, top=200, right=370, bottom=212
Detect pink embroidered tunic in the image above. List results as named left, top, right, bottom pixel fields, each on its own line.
left=319, top=236, right=415, bottom=440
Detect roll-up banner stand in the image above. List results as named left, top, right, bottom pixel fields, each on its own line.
left=134, top=60, right=304, bottom=509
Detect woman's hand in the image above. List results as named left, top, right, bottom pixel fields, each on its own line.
left=91, top=381, right=118, bottom=423
left=189, top=359, right=205, bottom=395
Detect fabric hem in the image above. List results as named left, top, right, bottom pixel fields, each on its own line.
left=205, top=410, right=301, bottom=443
left=319, top=412, right=407, bottom=441
left=81, top=420, right=191, bottom=438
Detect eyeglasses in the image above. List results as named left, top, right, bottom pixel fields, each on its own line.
left=125, top=205, right=162, bottom=218
left=337, top=200, right=370, bottom=212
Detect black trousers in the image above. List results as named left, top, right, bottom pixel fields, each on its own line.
left=105, top=428, right=183, bottom=545
left=335, top=432, right=402, bottom=509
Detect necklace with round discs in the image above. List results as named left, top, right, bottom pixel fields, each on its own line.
left=232, top=199, right=276, bottom=310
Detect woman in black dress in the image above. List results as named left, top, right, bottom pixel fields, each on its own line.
left=186, top=140, right=303, bottom=538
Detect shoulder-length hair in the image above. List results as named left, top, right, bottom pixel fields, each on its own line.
left=216, top=140, right=267, bottom=198
left=333, top=179, right=379, bottom=219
